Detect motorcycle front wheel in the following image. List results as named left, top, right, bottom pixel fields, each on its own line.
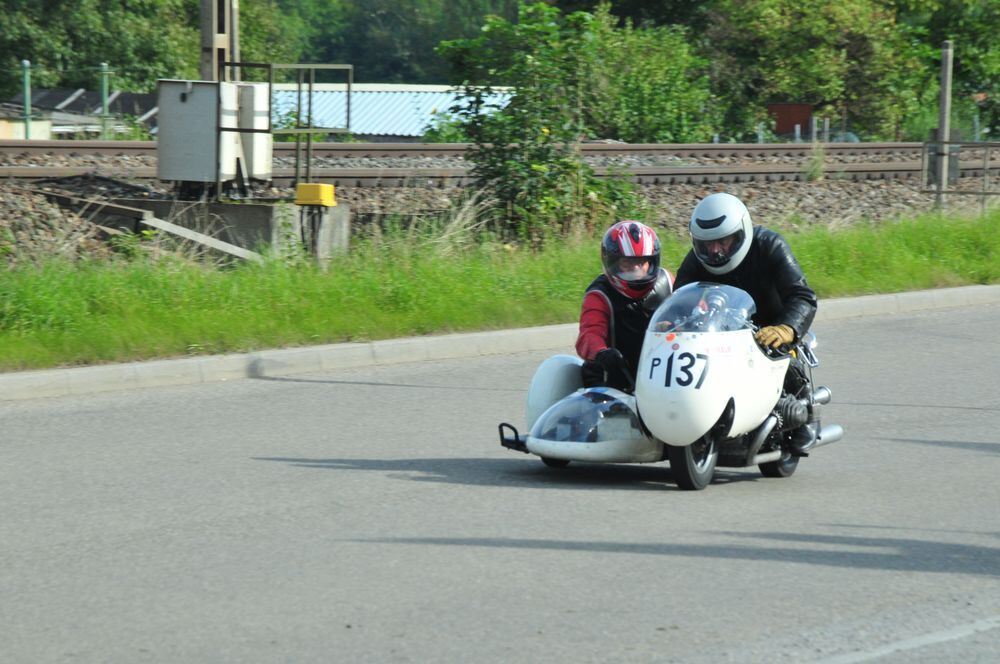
left=667, top=435, right=718, bottom=490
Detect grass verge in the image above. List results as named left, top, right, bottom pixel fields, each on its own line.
left=1, top=209, right=998, bottom=372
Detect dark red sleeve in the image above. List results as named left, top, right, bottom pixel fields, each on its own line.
left=576, top=291, right=612, bottom=361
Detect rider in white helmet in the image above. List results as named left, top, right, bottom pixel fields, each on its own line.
left=674, top=192, right=819, bottom=452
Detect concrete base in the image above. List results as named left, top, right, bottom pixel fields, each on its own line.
left=112, top=198, right=350, bottom=259
left=296, top=205, right=350, bottom=265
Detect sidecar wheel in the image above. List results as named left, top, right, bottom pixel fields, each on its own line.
left=667, top=436, right=718, bottom=490
left=541, top=457, right=571, bottom=468
left=759, top=451, right=799, bottom=478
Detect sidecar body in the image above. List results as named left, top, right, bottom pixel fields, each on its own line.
left=500, top=354, right=663, bottom=463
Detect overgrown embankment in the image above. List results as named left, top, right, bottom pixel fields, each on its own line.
left=1, top=209, right=998, bottom=372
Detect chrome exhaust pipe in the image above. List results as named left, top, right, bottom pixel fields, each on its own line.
left=811, top=423, right=843, bottom=448
left=812, top=386, right=832, bottom=405
left=744, top=414, right=778, bottom=465
left=750, top=450, right=783, bottom=465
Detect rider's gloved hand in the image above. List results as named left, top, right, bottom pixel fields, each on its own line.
left=755, top=324, right=795, bottom=348
left=596, top=348, right=628, bottom=373
left=595, top=348, right=631, bottom=389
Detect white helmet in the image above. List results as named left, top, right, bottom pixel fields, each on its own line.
left=689, top=192, right=753, bottom=275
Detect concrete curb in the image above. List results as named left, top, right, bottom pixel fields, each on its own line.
left=3, top=284, right=999, bottom=401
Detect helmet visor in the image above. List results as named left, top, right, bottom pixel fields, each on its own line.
left=606, top=255, right=659, bottom=285
left=693, top=229, right=745, bottom=268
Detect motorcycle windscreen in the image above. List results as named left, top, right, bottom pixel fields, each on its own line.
left=529, top=389, right=644, bottom=444
left=648, top=282, right=755, bottom=333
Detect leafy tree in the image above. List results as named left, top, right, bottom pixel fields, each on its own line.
left=421, top=111, right=471, bottom=142
left=439, top=3, right=638, bottom=240
left=274, top=0, right=350, bottom=54
left=0, top=0, right=312, bottom=96
left=441, top=3, right=717, bottom=142
left=305, top=1, right=519, bottom=83
left=237, top=0, right=310, bottom=71
left=707, top=0, right=932, bottom=140
left=549, top=0, right=711, bottom=30
left=574, top=6, right=717, bottom=142
left=892, top=0, right=1000, bottom=137
left=0, top=0, right=198, bottom=96
left=2, top=0, right=994, bottom=142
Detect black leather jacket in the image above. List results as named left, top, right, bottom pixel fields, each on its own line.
left=674, top=226, right=817, bottom=339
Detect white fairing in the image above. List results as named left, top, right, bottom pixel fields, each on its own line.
left=525, top=354, right=584, bottom=430
left=635, top=283, right=788, bottom=446
left=527, top=388, right=663, bottom=463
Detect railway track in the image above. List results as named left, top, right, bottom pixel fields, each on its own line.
left=0, top=139, right=923, bottom=159
left=4, top=161, right=1000, bottom=187
left=2, top=139, right=997, bottom=187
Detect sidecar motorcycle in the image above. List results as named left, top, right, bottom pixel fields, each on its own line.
left=498, top=282, right=843, bottom=490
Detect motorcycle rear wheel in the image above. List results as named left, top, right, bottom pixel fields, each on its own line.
left=667, top=435, right=718, bottom=490
left=541, top=457, right=571, bottom=468
left=759, top=450, right=799, bottom=478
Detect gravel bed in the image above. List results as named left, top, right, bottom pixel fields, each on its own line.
left=1, top=149, right=934, bottom=171
left=4, top=146, right=994, bottom=176
left=2, top=151, right=996, bottom=267
left=0, top=181, right=112, bottom=266
left=327, top=177, right=993, bottom=236
left=0, top=152, right=157, bottom=169
left=640, top=179, right=968, bottom=234
left=281, top=155, right=469, bottom=170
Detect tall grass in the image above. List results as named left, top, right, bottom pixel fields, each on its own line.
left=1, top=209, right=998, bottom=372
left=797, top=210, right=1000, bottom=296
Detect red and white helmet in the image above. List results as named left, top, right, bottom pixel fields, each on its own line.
left=601, top=220, right=661, bottom=299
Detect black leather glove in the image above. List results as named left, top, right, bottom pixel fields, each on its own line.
left=596, top=348, right=627, bottom=371
left=595, top=348, right=632, bottom=391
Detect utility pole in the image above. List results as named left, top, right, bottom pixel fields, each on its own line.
left=100, top=63, right=110, bottom=139
left=201, top=0, right=240, bottom=81
left=935, top=40, right=953, bottom=210
left=231, top=0, right=240, bottom=80
left=22, top=60, right=31, bottom=140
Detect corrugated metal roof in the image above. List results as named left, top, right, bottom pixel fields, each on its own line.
left=6, top=84, right=509, bottom=139
left=9, top=87, right=157, bottom=116
left=271, top=89, right=509, bottom=138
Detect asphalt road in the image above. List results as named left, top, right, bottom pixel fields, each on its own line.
left=2, top=304, right=999, bottom=663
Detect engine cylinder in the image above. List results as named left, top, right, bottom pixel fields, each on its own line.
left=776, top=395, right=809, bottom=429
left=812, top=386, right=833, bottom=405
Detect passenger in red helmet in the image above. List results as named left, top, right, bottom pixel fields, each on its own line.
left=576, top=220, right=674, bottom=391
